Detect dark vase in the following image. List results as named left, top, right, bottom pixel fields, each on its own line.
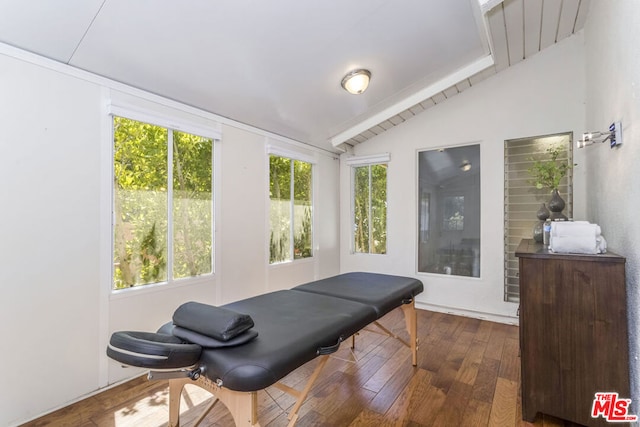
left=532, top=221, right=544, bottom=242
left=532, top=203, right=550, bottom=243
left=536, top=203, right=550, bottom=221
left=548, top=189, right=567, bottom=220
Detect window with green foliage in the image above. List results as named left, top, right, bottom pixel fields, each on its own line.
left=113, top=116, right=214, bottom=289
left=353, top=164, right=387, bottom=254
left=269, top=155, right=312, bottom=264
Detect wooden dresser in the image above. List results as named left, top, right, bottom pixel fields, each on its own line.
left=515, top=239, right=630, bottom=426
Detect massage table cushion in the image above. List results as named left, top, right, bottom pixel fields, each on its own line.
left=293, top=272, right=424, bottom=317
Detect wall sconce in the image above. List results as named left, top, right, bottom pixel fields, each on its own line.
left=341, top=69, right=371, bottom=95
left=460, top=161, right=472, bottom=171
left=576, top=121, right=623, bottom=148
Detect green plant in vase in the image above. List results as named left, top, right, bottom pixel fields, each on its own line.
left=528, top=146, right=571, bottom=220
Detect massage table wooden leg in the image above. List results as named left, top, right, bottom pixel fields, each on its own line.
left=401, top=301, right=418, bottom=366
left=166, top=356, right=331, bottom=427
left=358, top=303, right=419, bottom=366
left=168, top=376, right=261, bottom=427
left=169, top=377, right=189, bottom=427
left=273, top=354, right=330, bottom=426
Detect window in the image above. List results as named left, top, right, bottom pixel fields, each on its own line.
left=269, top=155, right=312, bottom=264
left=503, top=133, right=572, bottom=302
left=353, top=163, right=387, bottom=254
left=443, top=196, right=465, bottom=231
left=113, top=116, right=214, bottom=289
left=418, top=144, right=480, bottom=277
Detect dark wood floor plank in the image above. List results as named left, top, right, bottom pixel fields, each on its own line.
left=484, top=322, right=509, bottom=361
left=347, top=409, right=394, bottom=427
left=475, top=319, right=495, bottom=342
left=418, top=329, right=455, bottom=373
left=366, top=354, right=415, bottom=414
left=383, top=367, right=431, bottom=426
left=455, top=337, right=488, bottom=385
left=363, top=345, right=412, bottom=393
left=342, top=353, right=388, bottom=384
left=472, top=357, right=501, bottom=403
left=431, top=380, right=473, bottom=426
left=405, top=380, right=448, bottom=425
left=488, top=377, right=519, bottom=426
left=462, top=398, right=493, bottom=426
left=499, top=337, right=521, bottom=381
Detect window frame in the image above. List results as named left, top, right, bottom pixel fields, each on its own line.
left=267, top=147, right=315, bottom=265
left=416, top=144, right=481, bottom=278
left=108, top=103, right=220, bottom=293
left=347, top=153, right=390, bottom=255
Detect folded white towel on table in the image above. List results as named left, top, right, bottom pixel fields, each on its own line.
left=549, top=221, right=606, bottom=254
left=550, top=221, right=600, bottom=238
left=550, top=235, right=599, bottom=254
left=596, top=235, right=607, bottom=253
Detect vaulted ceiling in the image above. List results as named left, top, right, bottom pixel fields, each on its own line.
left=0, top=0, right=590, bottom=153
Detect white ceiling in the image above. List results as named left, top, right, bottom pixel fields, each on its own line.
left=0, top=0, right=590, bottom=153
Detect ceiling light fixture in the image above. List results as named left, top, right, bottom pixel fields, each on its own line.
left=341, top=69, right=371, bottom=95
left=460, top=161, right=472, bottom=172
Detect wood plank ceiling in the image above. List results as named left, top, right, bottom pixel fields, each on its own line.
left=337, top=0, right=590, bottom=150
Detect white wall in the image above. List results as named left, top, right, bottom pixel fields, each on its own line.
left=340, top=33, right=587, bottom=322
left=0, top=46, right=340, bottom=426
left=0, top=48, right=103, bottom=426
left=584, top=0, right=640, bottom=414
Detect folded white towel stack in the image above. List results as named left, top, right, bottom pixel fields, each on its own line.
left=549, top=221, right=607, bottom=254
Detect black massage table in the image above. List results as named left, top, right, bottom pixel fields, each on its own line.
left=107, top=272, right=423, bottom=426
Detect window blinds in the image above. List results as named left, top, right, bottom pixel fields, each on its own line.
left=503, top=134, right=573, bottom=302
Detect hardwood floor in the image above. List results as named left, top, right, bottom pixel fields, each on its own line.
left=22, top=309, right=585, bottom=426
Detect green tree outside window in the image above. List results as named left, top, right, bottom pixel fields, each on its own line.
left=113, top=116, right=213, bottom=289
left=353, top=164, right=387, bottom=254
left=269, top=155, right=312, bottom=263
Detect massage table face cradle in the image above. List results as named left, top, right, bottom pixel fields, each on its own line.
left=107, top=272, right=423, bottom=427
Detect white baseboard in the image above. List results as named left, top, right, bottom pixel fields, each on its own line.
left=415, top=301, right=519, bottom=326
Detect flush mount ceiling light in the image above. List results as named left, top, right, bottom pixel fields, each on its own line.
left=341, top=69, right=371, bottom=95
left=460, top=161, right=472, bottom=172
